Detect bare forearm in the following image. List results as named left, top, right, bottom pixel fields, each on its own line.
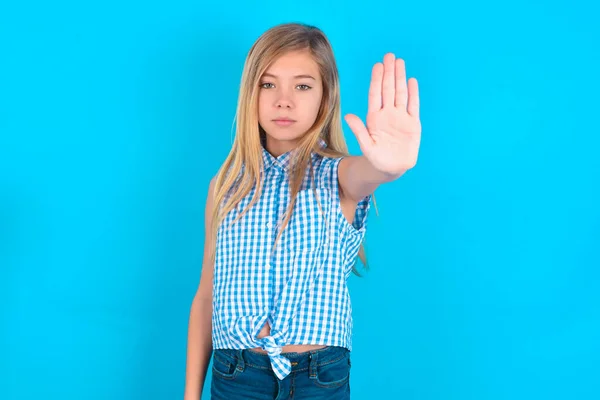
left=339, top=155, right=406, bottom=201
left=184, top=297, right=213, bottom=400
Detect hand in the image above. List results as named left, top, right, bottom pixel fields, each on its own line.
left=344, top=53, right=421, bottom=177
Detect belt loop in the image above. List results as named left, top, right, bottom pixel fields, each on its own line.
left=236, top=349, right=245, bottom=372
left=308, top=350, right=318, bottom=379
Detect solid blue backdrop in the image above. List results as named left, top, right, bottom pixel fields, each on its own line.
left=1, top=0, right=599, bottom=399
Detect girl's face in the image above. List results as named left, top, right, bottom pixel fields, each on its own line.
left=258, top=49, right=324, bottom=155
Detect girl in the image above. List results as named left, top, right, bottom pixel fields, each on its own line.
left=184, top=22, right=421, bottom=400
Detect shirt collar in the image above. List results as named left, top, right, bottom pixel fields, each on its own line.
left=262, top=138, right=327, bottom=172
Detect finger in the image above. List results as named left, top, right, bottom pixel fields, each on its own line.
left=395, top=58, right=408, bottom=109
left=382, top=53, right=395, bottom=108
left=368, top=63, right=383, bottom=114
left=344, top=114, right=373, bottom=149
left=407, top=78, right=420, bottom=118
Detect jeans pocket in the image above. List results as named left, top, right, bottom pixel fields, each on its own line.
left=314, top=350, right=351, bottom=389
left=212, top=351, right=240, bottom=380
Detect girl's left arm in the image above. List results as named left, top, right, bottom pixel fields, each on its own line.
left=338, top=53, right=421, bottom=203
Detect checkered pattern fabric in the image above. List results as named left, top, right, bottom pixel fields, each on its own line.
left=211, top=140, right=371, bottom=380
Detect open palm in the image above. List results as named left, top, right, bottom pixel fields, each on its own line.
left=344, top=53, right=421, bottom=176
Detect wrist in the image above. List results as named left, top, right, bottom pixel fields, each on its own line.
left=358, top=155, right=406, bottom=184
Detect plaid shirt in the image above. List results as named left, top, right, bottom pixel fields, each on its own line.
left=212, top=140, right=371, bottom=380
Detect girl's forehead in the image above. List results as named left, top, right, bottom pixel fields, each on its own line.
left=264, top=51, right=320, bottom=77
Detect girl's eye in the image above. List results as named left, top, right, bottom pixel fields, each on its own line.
left=259, top=83, right=312, bottom=90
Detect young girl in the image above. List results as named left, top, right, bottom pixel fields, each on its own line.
left=184, top=23, right=421, bottom=400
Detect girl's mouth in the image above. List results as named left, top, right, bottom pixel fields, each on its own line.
left=273, top=119, right=296, bottom=127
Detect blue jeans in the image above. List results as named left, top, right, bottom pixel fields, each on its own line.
left=210, top=346, right=351, bottom=399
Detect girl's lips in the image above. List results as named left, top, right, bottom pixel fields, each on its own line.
left=273, top=119, right=296, bottom=126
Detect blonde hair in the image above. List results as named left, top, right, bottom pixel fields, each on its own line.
left=210, top=22, right=376, bottom=277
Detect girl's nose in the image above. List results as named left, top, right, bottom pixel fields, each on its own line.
left=276, top=101, right=292, bottom=108
left=275, top=90, right=293, bottom=109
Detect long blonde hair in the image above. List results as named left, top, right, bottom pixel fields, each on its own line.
left=210, top=23, right=375, bottom=277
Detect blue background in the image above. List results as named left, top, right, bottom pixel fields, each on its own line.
left=1, top=0, right=599, bottom=399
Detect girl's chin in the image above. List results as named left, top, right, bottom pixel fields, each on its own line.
left=264, top=130, right=305, bottom=143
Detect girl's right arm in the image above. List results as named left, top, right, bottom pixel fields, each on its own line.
left=184, top=177, right=216, bottom=400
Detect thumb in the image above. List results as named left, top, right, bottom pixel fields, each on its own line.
left=344, top=114, right=372, bottom=150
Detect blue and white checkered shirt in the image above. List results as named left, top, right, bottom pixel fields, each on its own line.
left=211, top=140, right=371, bottom=380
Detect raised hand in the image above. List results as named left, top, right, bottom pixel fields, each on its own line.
left=344, top=53, right=421, bottom=177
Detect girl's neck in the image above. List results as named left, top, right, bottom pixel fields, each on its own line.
left=264, top=135, right=300, bottom=158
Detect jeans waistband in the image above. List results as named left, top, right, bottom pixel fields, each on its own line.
left=213, top=345, right=349, bottom=370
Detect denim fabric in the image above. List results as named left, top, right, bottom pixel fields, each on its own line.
left=210, top=346, right=351, bottom=399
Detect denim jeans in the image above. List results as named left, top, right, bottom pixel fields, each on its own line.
left=210, top=345, right=351, bottom=399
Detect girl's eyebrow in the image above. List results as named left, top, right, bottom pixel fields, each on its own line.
left=262, top=72, right=316, bottom=80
